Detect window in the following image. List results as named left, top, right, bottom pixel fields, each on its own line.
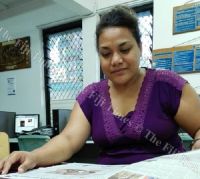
left=43, top=22, right=82, bottom=125
left=43, top=4, right=153, bottom=125
left=137, top=8, right=153, bottom=68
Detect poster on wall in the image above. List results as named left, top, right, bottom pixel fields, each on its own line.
left=0, top=36, right=31, bottom=72
left=173, top=2, right=200, bottom=34
left=153, top=44, right=200, bottom=73
left=152, top=48, right=173, bottom=70
left=7, top=77, right=16, bottom=95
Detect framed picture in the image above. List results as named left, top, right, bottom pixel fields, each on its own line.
left=0, top=36, right=31, bottom=72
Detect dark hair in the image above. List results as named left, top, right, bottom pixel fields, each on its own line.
left=96, top=5, right=141, bottom=50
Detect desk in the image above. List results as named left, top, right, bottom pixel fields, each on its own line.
left=3, top=150, right=200, bottom=178
left=68, top=141, right=99, bottom=163
left=9, top=138, right=18, bottom=143
left=9, top=138, right=19, bottom=152
left=9, top=138, right=99, bottom=163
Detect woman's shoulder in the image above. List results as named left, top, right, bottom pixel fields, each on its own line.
left=76, top=80, right=107, bottom=104
left=148, top=68, right=187, bottom=90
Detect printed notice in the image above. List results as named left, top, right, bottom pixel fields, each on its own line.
left=173, top=2, right=200, bottom=34
left=7, top=77, right=16, bottom=95
left=153, top=45, right=200, bottom=73
left=152, top=48, right=173, bottom=70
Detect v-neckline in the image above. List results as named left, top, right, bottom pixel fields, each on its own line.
left=102, top=68, right=155, bottom=144
left=106, top=68, right=148, bottom=117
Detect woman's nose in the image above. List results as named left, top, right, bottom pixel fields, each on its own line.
left=111, top=52, right=123, bottom=66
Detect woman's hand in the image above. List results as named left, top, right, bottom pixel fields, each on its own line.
left=0, top=151, right=37, bottom=174
left=191, top=138, right=200, bottom=150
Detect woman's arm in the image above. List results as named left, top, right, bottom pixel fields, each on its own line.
left=0, top=102, right=91, bottom=173
left=175, top=83, right=200, bottom=149
left=32, top=102, right=91, bottom=166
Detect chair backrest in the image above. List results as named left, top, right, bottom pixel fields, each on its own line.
left=179, top=132, right=193, bottom=151
left=18, top=135, right=50, bottom=151
left=0, top=132, right=10, bottom=159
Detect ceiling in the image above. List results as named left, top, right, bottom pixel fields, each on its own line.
left=0, top=0, right=37, bottom=11
left=0, top=0, right=92, bottom=21
left=0, top=0, right=54, bottom=20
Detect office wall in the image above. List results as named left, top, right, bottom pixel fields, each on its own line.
left=0, top=0, right=93, bottom=125
left=96, top=0, right=152, bottom=10
left=1, top=0, right=199, bottom=125
left=0, top=29, right=44, bottom=122
left=153, top=0, right=200, bottom=94
left=0, top=0, right=150, bottom=124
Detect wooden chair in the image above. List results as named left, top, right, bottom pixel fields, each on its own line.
left=0, top=132, right=10, bottom=159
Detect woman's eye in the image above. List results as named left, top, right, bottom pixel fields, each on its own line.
left=120, top=48, right=130, bottom=54
left=101, top=52, right=111, bottom=58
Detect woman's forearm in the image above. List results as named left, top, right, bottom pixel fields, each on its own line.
left=31, top=134, right=76, bottom=166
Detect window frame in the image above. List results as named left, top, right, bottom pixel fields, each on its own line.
left=43, top=21, right=82, bottom=126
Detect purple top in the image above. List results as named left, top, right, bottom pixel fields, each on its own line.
left=76, top=68, right=187, bottom=164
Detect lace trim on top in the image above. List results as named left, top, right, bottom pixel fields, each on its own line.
left=101, top=81, right=122, bottom=144
left=126, top=69, right=155, bottom=139
left=101, top=69, right=155, bottom=144
left=155, top=70, right=187, bottom=90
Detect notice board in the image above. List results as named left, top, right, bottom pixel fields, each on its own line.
left=173, top=2, right=200, bottom=34
left=153, top=44, right=200, bottom=73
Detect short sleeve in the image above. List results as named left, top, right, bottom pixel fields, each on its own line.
left=155, top=70, right=188, bottom=116
left=76, top=83, right=95, bottom=123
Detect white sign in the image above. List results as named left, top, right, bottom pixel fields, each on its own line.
left=7, top=77, right=16, bottom=95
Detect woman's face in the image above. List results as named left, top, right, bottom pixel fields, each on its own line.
left=98, top=27, right=141, bottom=85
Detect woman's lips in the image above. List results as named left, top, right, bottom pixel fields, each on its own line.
left=111, top=68, right=127, bottom=74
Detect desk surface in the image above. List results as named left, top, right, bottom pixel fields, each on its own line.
left=9, top=138, right=98, bottom=163
left=2, top=149, right=200, bottom=179
left=9, top=138, right=18, bottom=143
left=9, top=138, right=94, bottom=144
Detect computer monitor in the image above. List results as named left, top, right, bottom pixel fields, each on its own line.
left=15, top=114, right=39, bottom=134
left=0, top=111, right=16, bottom=138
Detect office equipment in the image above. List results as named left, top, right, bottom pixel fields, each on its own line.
left=15, top=114, right=39, bottom=135
left=52, top=109, right=71, bottom=135
left=18, top=135, right=50, bottom=151
left=0, top=111, right=16, bottom=138
left=22, top=126, right=54, bottom=137
left=0, top=132, right=10, bottom=159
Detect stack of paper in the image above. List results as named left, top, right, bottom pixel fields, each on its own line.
left=1, top=149, right=200, bottom=179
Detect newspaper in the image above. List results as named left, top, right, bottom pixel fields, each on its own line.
left=0, top=163, right=125, bottom=179
left=1, top=149, right=200, bottom=179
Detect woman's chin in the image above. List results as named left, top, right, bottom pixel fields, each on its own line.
left=111, top=77, right=130, bottom=86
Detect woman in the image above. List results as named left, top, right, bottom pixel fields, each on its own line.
left=1, top=5, right=200, bottom=174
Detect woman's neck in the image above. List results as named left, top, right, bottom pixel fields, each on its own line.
left=109, top=68, right=144, bottom=94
